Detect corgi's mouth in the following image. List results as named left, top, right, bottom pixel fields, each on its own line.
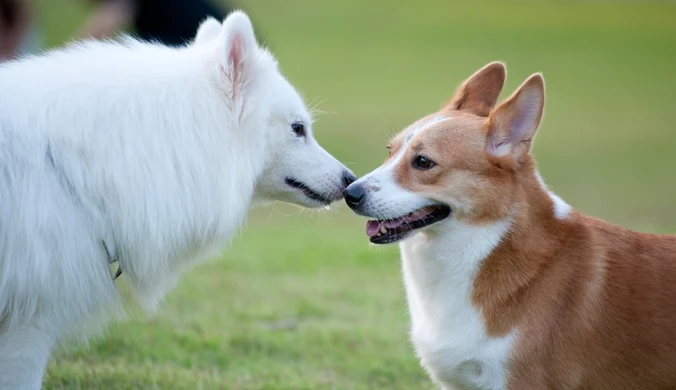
left=366, top=204, right=452, bottom=244
left=285, top=177, right=333, bottom=205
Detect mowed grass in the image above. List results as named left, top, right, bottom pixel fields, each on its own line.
left=37, top=0, right=676, bottom=388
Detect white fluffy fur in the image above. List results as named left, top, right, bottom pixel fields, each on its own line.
left=0, top=11, right=352, bottom=389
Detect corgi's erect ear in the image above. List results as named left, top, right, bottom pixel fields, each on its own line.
left=444, top=61, right=506, bottom=116
left=219, top=11, right=258, bottom=100
left=486, top=73, right=545, bottom=167
left=194, top=17, right=222, bottom=45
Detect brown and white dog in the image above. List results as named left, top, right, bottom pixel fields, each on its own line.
left=343, top=62, right=676, bottom=390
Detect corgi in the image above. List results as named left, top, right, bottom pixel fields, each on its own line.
left=343, top=62, right=676, bottom=390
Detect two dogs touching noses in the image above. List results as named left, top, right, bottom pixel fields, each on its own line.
left=1, top=6, right=675, bottom=390
left=344, top=62, right=676, bottom=390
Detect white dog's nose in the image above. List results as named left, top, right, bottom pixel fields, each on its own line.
left=342, top=171, right=357, bottom=188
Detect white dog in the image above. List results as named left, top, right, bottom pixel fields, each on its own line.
left=0, top=11, right=355, bottom=389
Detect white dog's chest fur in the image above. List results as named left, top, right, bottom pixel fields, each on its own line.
left=400, top=220, right=514, bottom=390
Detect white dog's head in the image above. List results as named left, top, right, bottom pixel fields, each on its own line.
left=193, top=12, right=355, bottom=208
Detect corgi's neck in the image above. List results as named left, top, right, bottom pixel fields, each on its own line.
left=401, top=218, right=512, bottom=291
left=470, top=174, right=584, bottom=337
left=401, top=168, right=580, bottom=331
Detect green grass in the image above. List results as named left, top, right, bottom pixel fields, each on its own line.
left=35, top=0, right=676, bottom=388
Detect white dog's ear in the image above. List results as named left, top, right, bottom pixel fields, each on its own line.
left=219, top=11, right=258, bottom=100
left=194, top=17, right=222, bottom=45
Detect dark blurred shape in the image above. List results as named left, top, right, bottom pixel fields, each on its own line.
left=0, top=0, right=30, bottom=60
left=0, top=0, right=18, bottom=25
left=132, top=0, right=230, bottom=46
left=1, top=0, right=247, bottom=61
left=81, top=0, right=235, bottom=46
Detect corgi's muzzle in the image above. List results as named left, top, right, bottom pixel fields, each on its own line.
left=343, top=182, right=366, bottom=209
left=344, top=183, right=452, bottom=244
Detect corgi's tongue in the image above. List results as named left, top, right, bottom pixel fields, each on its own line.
left=365, top=207, right=437, bottom=238
left=366, top=219, right=405, bottom=237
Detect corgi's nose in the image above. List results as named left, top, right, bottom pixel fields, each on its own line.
left=343, top=183, right=365, bottom=209
left=342, top=171, right=357, bottom=188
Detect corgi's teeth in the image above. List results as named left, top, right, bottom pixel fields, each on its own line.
left=380, top=226, right=387, bottom=234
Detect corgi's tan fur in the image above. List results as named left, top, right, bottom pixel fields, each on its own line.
left=344, top=62, right=676, bottom=389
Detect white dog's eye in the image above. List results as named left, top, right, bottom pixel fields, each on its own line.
left=291, top=121, right=305, bottom=137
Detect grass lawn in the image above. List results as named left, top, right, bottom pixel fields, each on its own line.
left=34, top=0, right=676, bottom=388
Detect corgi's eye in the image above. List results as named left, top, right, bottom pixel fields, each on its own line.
left=413, top=155, right=435, bottom=170
left=291, top=121, right=305, bottom=137
left=386, top=145, right=392, bottom=155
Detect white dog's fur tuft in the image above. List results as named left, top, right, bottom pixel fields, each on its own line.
left=0, top=11, right=352, bottom=389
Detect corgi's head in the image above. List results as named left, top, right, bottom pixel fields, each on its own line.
left=344, top=62, right=547, bottom=244
left=194, top=12, right=355, bottom=208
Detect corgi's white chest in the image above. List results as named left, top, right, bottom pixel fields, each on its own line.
left=400, top=221, right=514, bottom=390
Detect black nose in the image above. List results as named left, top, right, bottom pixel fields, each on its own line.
left=342, top=171, right=357, bottom=187
left=343, top=183, right=365, bottom=209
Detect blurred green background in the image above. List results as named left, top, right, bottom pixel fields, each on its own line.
left=33, top=0, right=676, bottom=388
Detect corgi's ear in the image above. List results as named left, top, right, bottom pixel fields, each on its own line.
left=486, top=73, right=545, bottom=167
left=219, top=11, right=258, bottom=99
left=444, top=61, right=506, bottom=116
left=194, top=17, right=222, bottom=46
